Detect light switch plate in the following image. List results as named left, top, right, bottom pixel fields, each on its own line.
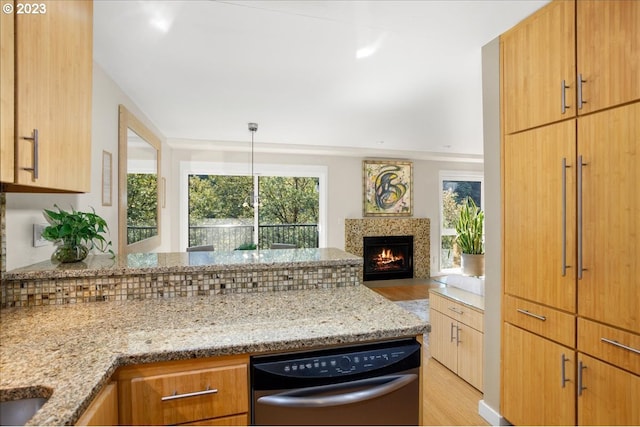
left=33, top=223, right=49, bottom=247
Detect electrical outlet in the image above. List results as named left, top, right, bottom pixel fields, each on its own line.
left=33, top=223, right=49, bottom=247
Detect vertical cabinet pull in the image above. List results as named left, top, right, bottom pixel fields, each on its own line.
left=561, top=158, right=572, bottom=276
left=577, top=155, right=587, bottom=279
left=456, top=326, right=461, bottom=346
left=577, top=73, right=587, bottom=109
left=578, top=361, right=587, bottom=396
left=561, top=80, right=570, bottom=114
left=560, top=353, right=570, bottom=388
left=450, top=322, right=456, bottom=343
left=21, top=129, right=39, bottom=179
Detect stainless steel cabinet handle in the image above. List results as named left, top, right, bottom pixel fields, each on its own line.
left=577, top=73, right=587, bottom=109
left=578, top=361, right=587, bottom=396
left=448, top=307, right=464, bottom=315
left=450, top=322, right=456, bottom=343
left=21, top=128, right=39, bottom=179
left=560, top=353, right=570, bottom=388
left=577, top=155, right=587, bottom=279
left=516, top=308, right=546, bottom=321
left=561, top=80, right=570, bottom=113
left=161, top=386, right=218, bottom=401
left=456, top=326, right=461, bottom=346
left=257, top=374, right=417, bottom=408
left=561, top=158, right=572, bottom=276
left=601, top=338, right=640, bottom=355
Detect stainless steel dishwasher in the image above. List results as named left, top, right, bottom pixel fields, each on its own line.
left=251, top=338, right=421, bottom=425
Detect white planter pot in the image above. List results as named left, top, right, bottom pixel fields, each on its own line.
left=461, top=253, right=485, bottom=277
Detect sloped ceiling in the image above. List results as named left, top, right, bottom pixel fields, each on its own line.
left=94, top=0, right=548, bottom=160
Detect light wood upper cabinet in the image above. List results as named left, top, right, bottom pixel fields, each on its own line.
left=503, top=120, right=577, bottom=312
left=501, top=0, right=575, bottom=134
left=576, top=0, right=640, bottom=114
left=2, top=0, right=93, bottom=192
left=0, top=1, right=14, bottom=183
left=502, top=323, right=576, bottom=426
left=577, top=353, right=640, bottom=426
left=577, top=103, right=639, bottom=332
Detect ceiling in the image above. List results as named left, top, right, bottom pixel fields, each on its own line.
left=93, top=0, right=548, bottom=160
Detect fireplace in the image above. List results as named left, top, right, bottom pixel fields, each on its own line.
left=363, top=236, right=414, bottom=281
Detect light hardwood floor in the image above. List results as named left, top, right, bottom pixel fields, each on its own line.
left=368, top=281, right=489, bottom=426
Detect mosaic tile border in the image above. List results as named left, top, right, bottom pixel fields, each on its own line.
left=1, top=265, right=363, bottom=308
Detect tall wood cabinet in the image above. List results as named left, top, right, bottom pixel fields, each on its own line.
left=0, top=0, right=93, bottom=193
left=501, top=1, right=640, bottom=425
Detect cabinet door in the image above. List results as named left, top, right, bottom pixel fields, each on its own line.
left=429, top=309, right=458, bottom=373
left=504, top=120, right=577, bottom=312
left=577, top=0, right=640, bottom=114
left=14, top=0, right=92, bottom=192
left=577, top=353, right=640, bottom=426
left=457, top=324, right=483, bottom=391
left=75, top=381, right=118, bottom=426
left=501, top=0, right=575, bottom=134
left=578, top=103, right=640, bottom=332
left=502, top=323, right=575, bottom=426
left=0, top=0, right=14, bottom=182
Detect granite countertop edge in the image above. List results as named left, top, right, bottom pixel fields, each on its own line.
left=0, top=286, right=429, bottom=426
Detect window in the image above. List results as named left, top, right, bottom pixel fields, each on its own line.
left=180, top=162, right=327, bottom=252
left=439, top=171, right=483, bottom=273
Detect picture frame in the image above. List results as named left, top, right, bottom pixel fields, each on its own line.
left=362, top=159, right=413, bottom=217
left=101, top=150, right=112, bottom=206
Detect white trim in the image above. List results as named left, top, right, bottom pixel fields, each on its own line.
left=479, top=400, right=510, bottom=426
left=436, top=170, right=484, bottom=275
left=179, top=161, right=327, bottom=251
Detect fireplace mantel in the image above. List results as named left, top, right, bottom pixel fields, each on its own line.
left=344, top=218, right=430, bottom=279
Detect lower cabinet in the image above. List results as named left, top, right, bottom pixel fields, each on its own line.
left=502, top=323, right=575, bottom=426
left=75, top=381, right=118, bottom=426
left=429, top=289, right=484, bottom=391
left=116, top=354, right=249, bottom=426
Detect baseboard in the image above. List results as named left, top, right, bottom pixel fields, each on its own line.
left=478, top=400, right=510, bottom=426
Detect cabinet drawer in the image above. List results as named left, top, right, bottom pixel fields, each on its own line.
left=504, top=295, right=575, bottom=348
left=431, top=292, right=483, bottom=331
left=578, top=318, right=640, bottom=375
left=131, top=364, right=248, bottom=425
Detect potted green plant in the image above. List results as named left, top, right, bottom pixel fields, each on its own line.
left=42, top=205, right=114, bottom=263
left=455, top=197, right=485, bottom=277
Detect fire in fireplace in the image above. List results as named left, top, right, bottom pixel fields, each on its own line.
left=363, top=235, right=414, bottom=281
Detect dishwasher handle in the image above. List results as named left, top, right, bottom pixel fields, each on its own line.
left=256, top=374, right=417, bottom=408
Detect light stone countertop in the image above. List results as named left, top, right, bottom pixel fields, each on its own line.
left=429, top=286, right=485, bottom=311
left=4, top=248, right=362, bottom=280
left=0, top=285, right=428, bottom=426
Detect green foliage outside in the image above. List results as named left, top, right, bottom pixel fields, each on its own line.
left=127, top=173, right=158, bottom=226
left=258, top=176, right=319, bottom=224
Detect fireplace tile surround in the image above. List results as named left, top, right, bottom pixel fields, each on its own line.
left=345, top=218, right=430, bottom=279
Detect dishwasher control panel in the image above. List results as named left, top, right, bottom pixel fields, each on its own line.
left=252, top=339, right=420, bottom=379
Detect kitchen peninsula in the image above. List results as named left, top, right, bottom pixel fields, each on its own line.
left=0, top=248, right=429, bottom=425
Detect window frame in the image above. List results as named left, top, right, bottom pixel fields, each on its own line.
left=438, top=170, right=484, bottom=274
left=179, top=161, right=327, bottom=251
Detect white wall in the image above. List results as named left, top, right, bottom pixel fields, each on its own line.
left=481, top=36, right=503, bottom=422
left=168, top=147, right=483, bottom=272
left=4, top=62, right=168, bottom=271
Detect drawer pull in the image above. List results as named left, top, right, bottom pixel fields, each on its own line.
left=516, top=308, right=546, bottom=321
left=161, top=386, right=218, bottom=401
left=448, top=307, right=464, bottom=315
left=600, top=338, right=640, bottom=355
